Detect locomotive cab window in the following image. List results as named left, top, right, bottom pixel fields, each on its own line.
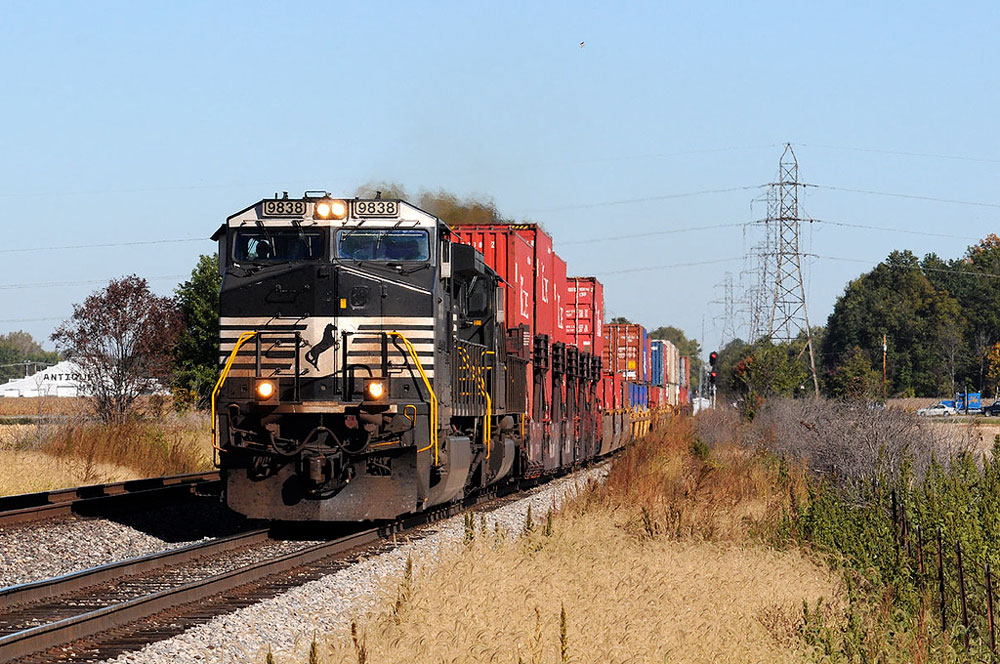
left=234, top=229, right=325, bottom=262
left=337, top=229, right=430, bottom=262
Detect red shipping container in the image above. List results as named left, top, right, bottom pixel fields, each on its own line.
left=602, top=323, right=647, bottom=381
left=510, top=224, right=555, bottom=340
left=451, top=227, right=534, bottom=334
left=552, top=254, right=569, bottom=346
left=565, top=277, right=605, bottom=360
left=651, top=386, right=664, bottom=408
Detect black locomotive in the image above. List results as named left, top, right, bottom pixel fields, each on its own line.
left=211, top=194, right=648, bottom=522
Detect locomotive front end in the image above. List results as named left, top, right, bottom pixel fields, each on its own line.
left=213, top=194, right=445, bottom=521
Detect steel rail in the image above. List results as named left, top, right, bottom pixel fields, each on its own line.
left=0, top=528, right=271, bottom=609
left=0, top=484, right=513, bottom=663
left=0, top=471, right=221, bottom=527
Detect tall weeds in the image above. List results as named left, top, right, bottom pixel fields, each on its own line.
left=40, top=415, right=211, bottom=480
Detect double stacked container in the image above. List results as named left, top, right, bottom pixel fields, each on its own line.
left=565, top=277, right=604, bottom=358
left=451, top=223, right=607, bottom=469
left=649, top=340, right=667, bottom=387
left=603, top=323, right=648, bottom=382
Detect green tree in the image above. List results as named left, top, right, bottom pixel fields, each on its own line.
left=0, top=331, right=59, bottom=382
left=731, top=339, right=810, bottom=419
left=822, top=250, right=965, bottom=397
left=931, top=235, right=1000, bottom=390
left=173, top=254, right=221, bottom=409
left=826, top=346, right=882, bottom=402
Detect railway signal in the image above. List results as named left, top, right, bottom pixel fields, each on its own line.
left=708, top=351, right=718, bottom=408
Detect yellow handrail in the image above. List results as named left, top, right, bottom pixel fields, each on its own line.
left=458, top=347, right=493, bottom=459
left=480, top=350, right=495, bottom=458
left=210, top=330, right=258, bottom=453
left=388, top=331, right=438, bottom=466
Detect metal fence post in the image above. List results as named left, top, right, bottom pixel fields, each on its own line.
left=917, top=524, right=925, bottom=579
left=987, top=561, right=997, bottom=656
left=902, top=503, right=911, bottom=559
left=957, top=540, right=970, bottom=649
left=892, top=490, right=900, bottom=563
left=938, top=527, right=946, bottom=632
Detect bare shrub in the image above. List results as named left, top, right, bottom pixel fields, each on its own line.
left=690, top=407, right=743, bottom=450
left=745, top=398, right=975, bottom=488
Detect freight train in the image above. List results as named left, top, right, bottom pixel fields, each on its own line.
left=210, top=193, right=683, bottom=522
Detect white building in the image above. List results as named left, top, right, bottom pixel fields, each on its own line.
left=0, top=361, right=86, bottom=397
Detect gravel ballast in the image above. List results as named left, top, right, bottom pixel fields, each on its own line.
left=0, top=500, right=251, bottom=588
left=103, top=465, right=608, bottom=664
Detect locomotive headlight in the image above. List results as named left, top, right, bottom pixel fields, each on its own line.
left=314, top=199, right=348, bottom=220
left=255, top=379, right=277, bottom=401
left=365, top=379, right=386, bottom=401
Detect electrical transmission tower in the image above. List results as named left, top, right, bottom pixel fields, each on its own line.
left=765, top=144, right=820, bottom=395
left=713, top=272, right=737, bottom=347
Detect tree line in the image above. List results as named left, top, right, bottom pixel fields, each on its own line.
left=715, top=234, right=1000, bottom=415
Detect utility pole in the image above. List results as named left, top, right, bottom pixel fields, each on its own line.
left=882, top=334, right=887, bottom=400
left=765, top=144, right=820, bottom=396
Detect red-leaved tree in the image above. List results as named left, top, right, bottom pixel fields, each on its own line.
left=51, top=276, right=184, bottom=423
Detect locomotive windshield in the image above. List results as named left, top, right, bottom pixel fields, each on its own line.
left=234, top=229, right=325, bottom=262
left=337, top=229, right=430, bottom=262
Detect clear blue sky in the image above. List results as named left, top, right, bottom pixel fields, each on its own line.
left=3, top=1, right=998, bottom=354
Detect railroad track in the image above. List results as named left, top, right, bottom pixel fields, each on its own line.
left=0, top=479, right=531, bottom=663
left=0, top=472, right=222, bottom=527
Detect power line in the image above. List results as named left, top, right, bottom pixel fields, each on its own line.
left=0, top=238, right=206, bottom=255
left=808, top=254, right=1000, bottom=281
left=574, top=144, right=783, bottom=164
left=562, top=215, right=981, bottom=247
left=804, top=183, right=1000, bottom=209
left=0, top=181, right=283, bottom=199
left=521, top=185, right=765, bottom=213
left=594, top=257, right=742, bottom=275
left=561, top=222, right=748, bottom=245
left=0, top=275, right=186, bottom=291
left=806, top=218, right=981, bottom=241
left=800, top=143, right=1000, bottom=165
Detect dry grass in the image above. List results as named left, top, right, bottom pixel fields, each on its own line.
left=0, top=395, right=174, bottom=418
left=40, top=415, right=214, bottom=480
left=887, top=397, right=941, bottom=413
left=588, top=417, right=809, bottom=542
left=267, top=418, right=838, bottom=663
left=0, top=413, right=213, bottom=494
left=301, top=518, right=836, bottom=664
left=0, top=397, right=87, bottom=417
left=0, top=450, right=135, bottom=494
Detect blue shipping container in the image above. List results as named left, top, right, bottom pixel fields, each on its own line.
left=627, top=382, right=649, bottom=408
left=650, top=341, right=665, bottom=387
